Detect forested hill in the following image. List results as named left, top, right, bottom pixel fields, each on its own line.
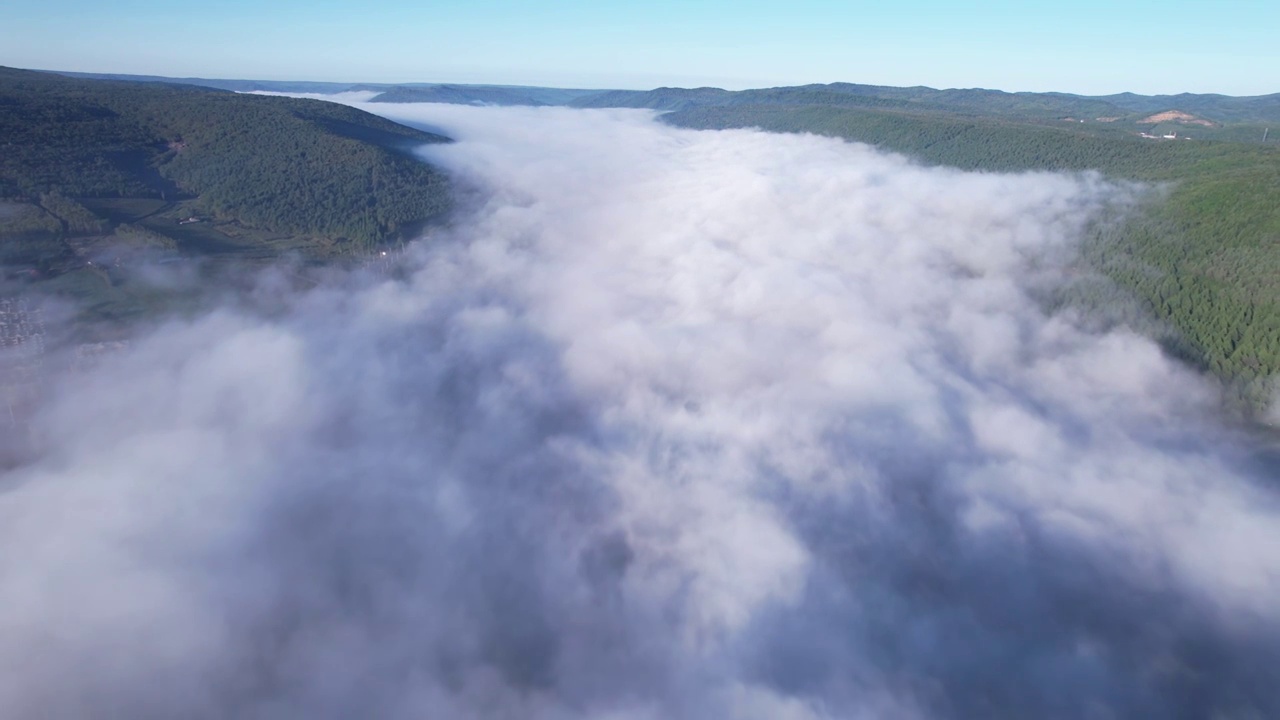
left=0, top=66, right=453, bottom=271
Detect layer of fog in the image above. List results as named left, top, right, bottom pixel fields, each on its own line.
left=2, top=103, right=1278, bottom=719
left=248, top=90, right=382, bottom=103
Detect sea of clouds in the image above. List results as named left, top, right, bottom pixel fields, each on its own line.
left=1, top=103, right=1277, bottom=719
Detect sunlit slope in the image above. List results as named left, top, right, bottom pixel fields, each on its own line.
left=0, top=66, right=452, bottom=269
left=665, top=103, right=1280, bottom=411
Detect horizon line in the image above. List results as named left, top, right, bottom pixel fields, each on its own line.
left=15, top=64, right=1280, bottom=101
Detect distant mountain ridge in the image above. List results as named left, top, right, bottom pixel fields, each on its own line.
left=569, top=83, right=1280, bottom=126
left=48, top=69, right=1280, bottom=125
left=51, top=70, right=612, bottom=107
left=1100, top=91, right=1280, bottom=123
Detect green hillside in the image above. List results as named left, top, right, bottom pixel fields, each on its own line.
left=0, top=66, right=452, bottom=264
left=664, top=102, right=1280, bottom=415
left=0, top=66, right=458, bottom=325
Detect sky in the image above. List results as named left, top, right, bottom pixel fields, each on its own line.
left=2, top=0, right=1278, bottom=95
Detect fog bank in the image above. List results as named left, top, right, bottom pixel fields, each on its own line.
left=1, top=104, right=1278, bottom=719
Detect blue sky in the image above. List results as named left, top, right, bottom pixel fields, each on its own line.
left=2, top=0, right=1276, bottom=95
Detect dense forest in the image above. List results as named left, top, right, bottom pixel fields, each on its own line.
left=664, top=103, right=1280, bottom=415
left=0, top=66, right=453, bottom=265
